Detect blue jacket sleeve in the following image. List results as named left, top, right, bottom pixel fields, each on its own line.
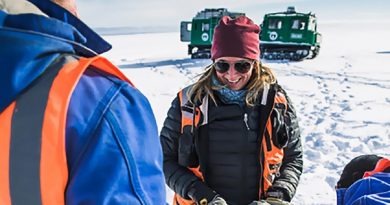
left=340, top=173, right=390, bottom=205
left=65, top=68, right=166, bottom=204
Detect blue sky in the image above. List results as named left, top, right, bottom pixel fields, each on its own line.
left=77, top=0, right=390, bottom=29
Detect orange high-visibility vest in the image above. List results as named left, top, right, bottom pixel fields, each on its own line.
left=0, top=55, right=132, bottom=205
left=173, top=86, right=286, bottom=205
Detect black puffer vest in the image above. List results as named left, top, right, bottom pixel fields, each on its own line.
left=196, top=98, right=262, bottom=205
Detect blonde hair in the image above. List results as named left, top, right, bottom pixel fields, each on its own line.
left=187, top=61, right=276, bottom=107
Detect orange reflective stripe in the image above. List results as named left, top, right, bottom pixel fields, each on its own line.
left=262, top=121, right=274, bottom=192
left=0, top=103, right=15, bottom=205
left=264, top=121, right=284, bottom=163
left=363, top=158, right=390, bottom=178
left=40, top=57, right=89, bottom=204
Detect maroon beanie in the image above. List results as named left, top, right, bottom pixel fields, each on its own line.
left=211, top=15, right=260, bottom=61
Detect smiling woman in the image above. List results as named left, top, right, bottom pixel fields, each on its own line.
left=160, top=15, right=303, bottom=205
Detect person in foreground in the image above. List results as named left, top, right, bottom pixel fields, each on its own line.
left=160, top=15, right=303, bottom=205
left=336, top=154, right=390, bottom=205
left=0, top=0, right=166, bottom=204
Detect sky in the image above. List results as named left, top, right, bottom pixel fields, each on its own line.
left=77, top=0, right=390, bottom=30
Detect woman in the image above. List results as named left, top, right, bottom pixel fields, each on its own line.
left=160, top=16, right=303, bottom=205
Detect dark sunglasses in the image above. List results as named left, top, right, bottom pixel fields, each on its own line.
left=214, top=60, right=254, bottom=74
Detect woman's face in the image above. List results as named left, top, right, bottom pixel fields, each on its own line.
left=214, top=56, right=254, bottom=90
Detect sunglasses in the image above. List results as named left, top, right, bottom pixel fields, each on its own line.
left=214, top=60, right=254, bottom=74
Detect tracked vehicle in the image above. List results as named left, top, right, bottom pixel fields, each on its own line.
left=260, top=7, right=322, bottom=61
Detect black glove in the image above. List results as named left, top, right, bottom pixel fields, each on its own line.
left=187, top=181, right=218, bottom=205
left=207, top=196, right=227, bottom=205
left=266, top=186, right=290, bottom=201
left=248, top=200, right=271, bottom=205
left=265, top=197, right=291, bottom=205
left=247, top=198, right=291, bottom=205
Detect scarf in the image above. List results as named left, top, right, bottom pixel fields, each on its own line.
left=212, top=75, right=247, bottom=106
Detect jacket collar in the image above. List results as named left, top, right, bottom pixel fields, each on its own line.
left=27, top=0, right=111, bottom=54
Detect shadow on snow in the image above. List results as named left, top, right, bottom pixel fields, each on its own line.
left=118, top=58, right=211, bottom=70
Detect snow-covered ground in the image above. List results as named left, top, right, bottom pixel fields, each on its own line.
left=102, top=21, right=390, bottom=204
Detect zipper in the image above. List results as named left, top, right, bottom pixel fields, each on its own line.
left=244, top=113, right=250, bottom=130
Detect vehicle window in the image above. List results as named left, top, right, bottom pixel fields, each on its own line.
left=292, top=19, right=306, bottom=30
left=268, top=19, right=282, bottom=29
left=202, top=23, right=210, bottom=31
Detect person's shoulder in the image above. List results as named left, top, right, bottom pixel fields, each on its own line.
left=345, top=173, right=390, bottom=202
left=83, top=66, right=128, bottom=87
left=68, top=66, right=139, bottom=122
left=270, top=82, right=285, bottom=92
left=270, top=82, right=292, bottom=101
left=81, top=66, right=148, bottom=105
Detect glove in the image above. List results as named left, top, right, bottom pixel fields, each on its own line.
left=187, top=181, right=219, bottom=205
left=206, top=196, right=227, bottom=205
left=266, top=186, right=290, bottom=202
left=248, top=200, right=271, bottom=205
left=248, top=199, right=291, bottom=205
left=266, top=197, right=291, bottom=205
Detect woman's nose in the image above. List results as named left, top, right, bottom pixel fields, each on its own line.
left=227, top=65, right=239, bottom=77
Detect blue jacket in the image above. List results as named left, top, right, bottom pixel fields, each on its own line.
left=0, top=1, right=166, bottom=204
left=337, top=173, right=390, bottom=205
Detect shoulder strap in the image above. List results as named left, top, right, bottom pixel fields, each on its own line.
left=178, top=86, right=209, bottom=133
left=258, top=84, right=277, bottom=138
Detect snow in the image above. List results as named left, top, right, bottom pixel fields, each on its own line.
left=102, top=21, right=390, bottom=204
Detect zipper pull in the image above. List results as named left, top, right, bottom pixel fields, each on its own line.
left=244, top=113, right=250, bottom=130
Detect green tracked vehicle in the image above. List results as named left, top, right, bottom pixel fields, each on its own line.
left=260, top=6, right=322, bottom=61
left=180, top=8, right=245, bottom=59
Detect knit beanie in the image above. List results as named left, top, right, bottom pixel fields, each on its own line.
left=211, top=15, right=260, bottom=61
